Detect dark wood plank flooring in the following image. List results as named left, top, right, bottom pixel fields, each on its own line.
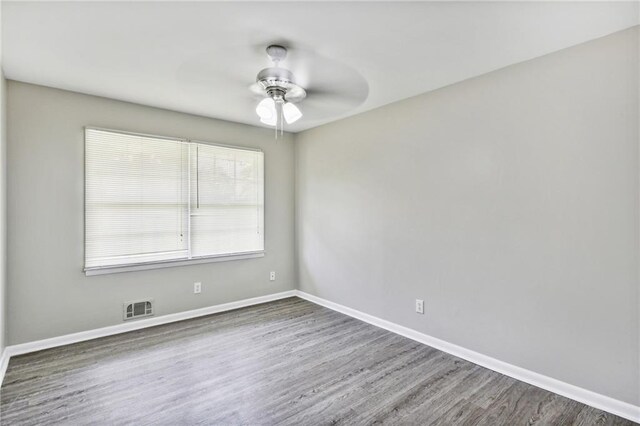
left=0, top=297, right=635, bottom=425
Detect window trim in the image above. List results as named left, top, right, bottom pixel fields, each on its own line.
left=83, top=126, right=265, bottom=276
left=84, top=126, right=264, bottom=152
left=84, top=251, right=265, bottom=276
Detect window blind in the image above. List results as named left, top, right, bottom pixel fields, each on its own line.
left=85, top=128, right=264, bottom=271
left=190, top=143, right=264, bottom=257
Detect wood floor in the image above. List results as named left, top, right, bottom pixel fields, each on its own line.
left=0, top=297, right=634, bottom=425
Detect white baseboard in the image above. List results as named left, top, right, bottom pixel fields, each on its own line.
left=4, top=290, right=297, bottom=360
left=294, top=290, right=640, bottom=423
left=2, top=289, right=637, bottom=423
left=0, top=347, right=9, bottom=387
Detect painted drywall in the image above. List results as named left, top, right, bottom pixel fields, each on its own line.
left=0, top=0, right=7, bottom=356
left=0, top=75, right=6, bottom=356
left=7, top=81, right=295, bottom=345
left=295, top=27, right=639, bottom=405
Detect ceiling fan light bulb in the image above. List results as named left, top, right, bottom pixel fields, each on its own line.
left=283, top=102, right=302, bottom=124
left=256, top=98, right=276, bottom=121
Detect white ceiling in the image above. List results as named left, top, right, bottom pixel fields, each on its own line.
left=3, top=1, right=638, bottom=132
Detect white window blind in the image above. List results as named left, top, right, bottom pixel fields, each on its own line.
left=85, top=128, right=264, bottom=271
left=190, top=143, right=264, bottom=257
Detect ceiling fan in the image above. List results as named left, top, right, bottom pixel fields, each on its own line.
left=247, top=43, right=369, bottom=137
left=250, top=45, right=306, bottom=137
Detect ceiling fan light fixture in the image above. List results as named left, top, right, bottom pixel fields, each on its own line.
left=260, top=116, right=277, bottom=126
left=256, top=97, right=276, bottom=121
left=283, top=102, right=302, bottom=124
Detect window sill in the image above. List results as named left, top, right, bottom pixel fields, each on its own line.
left=84, top=251, right=265, bottom=276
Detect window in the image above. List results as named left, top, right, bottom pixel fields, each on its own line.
left=84, top=128, right=264, bottom=273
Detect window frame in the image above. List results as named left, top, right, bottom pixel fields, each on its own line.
left=83, top=126, right=265, bottom=276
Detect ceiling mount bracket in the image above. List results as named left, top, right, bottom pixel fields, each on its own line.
left=266, top=45, right=287, bottom=64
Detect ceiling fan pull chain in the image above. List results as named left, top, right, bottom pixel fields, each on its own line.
left=275, top=102, right=279, bottom=139
left=273, top=100, right=283, bottom=140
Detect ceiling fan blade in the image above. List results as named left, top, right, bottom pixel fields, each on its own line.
left=292, top=86, right=367, bottom=120
left=176, top=39, right=369, bottom=127
left=305, top=88, right=365, bottom=108
left=248, top=82, right=266, bottom=98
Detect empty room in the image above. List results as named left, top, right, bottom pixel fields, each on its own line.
left=0, top=1, right=638, bottom=425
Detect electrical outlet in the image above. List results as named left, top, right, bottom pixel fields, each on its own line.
left=270, top=271, right=276, bottom=281
left=415, top=299, right=424, bottom=314
left=194, top=282, right=202, bottom=294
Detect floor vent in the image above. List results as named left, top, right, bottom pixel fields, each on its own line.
left=124, top=300, right=154, bottom=320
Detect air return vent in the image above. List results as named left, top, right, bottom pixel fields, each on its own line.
left=124, top=300, right=154, bottom=321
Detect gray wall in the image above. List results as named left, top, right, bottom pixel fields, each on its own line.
left=0, top=75, right=6, bottom=355
left=0, top=3, right=7, bottom=355
left=295, top=27, right=639, bottom=405
left=7, top=81, right=296, bottom=345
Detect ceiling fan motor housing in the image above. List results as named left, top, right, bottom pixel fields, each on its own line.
left=256, top=67, right=306, bottom=103
left=257, top=67, right=295, bottom=92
